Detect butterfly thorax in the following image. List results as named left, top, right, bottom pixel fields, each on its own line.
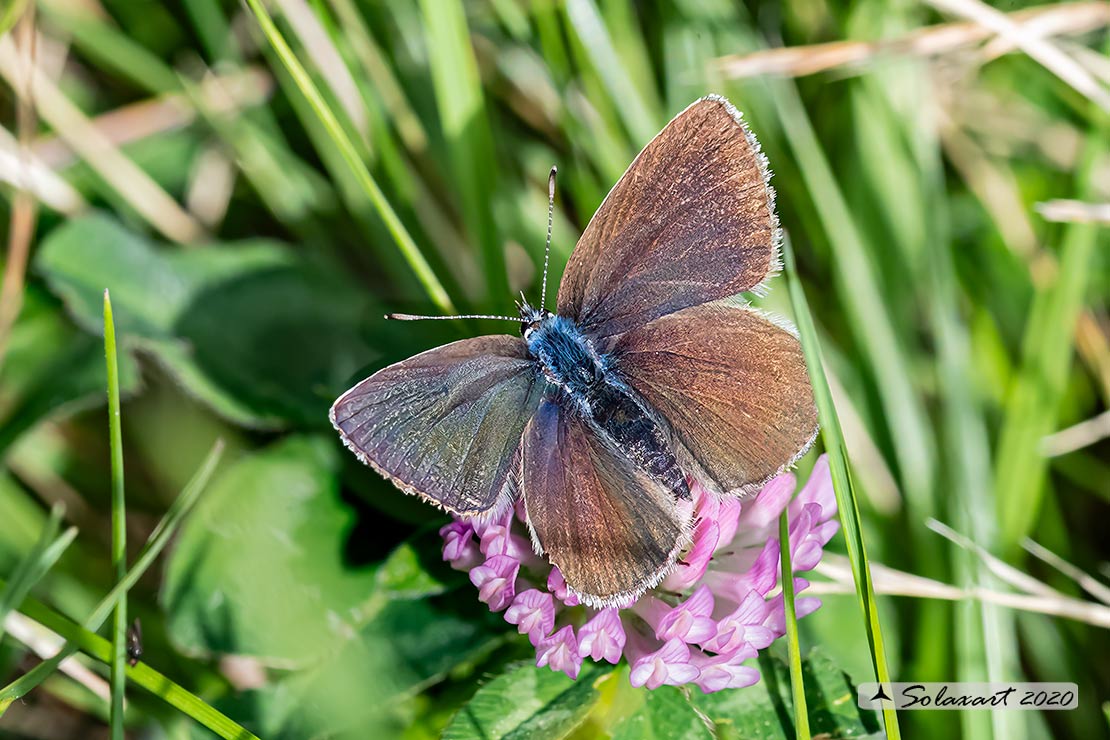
left=525, top=314, right=690, bottom=501
left=525, top=315, right=608, bottom=397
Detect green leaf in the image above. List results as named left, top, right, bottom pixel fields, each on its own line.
left=443, top=662, right=610, bottom=740
left=103, top=289, right=129, bottom=740
left=608, top=685, right=713, bottom=740
left=35, top=214, right=377, bottom=429
left=375, top=537, right=451, bottom=599
left=271, top=597, right=502, bottom=739
left=692, top=650, right=882, bottom=740
left=0, top=441, right=224, bottom=708
left=0, top=287, right=140, bottom=455
left=162, top=435, right=378, bottom=663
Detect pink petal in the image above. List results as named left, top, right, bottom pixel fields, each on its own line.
left=656, top=585, right=717, bottom=644
left=479, top=523, right=534, bottom=562
left=440, top=521, right=483, bottom=571
left=469, top=555, right=519, bottom=612
left=693, top=482, right=721, bottom=521
left=704, top=589, right=774, bottom=653
left=536, top=625, right=582, bottom=679
left=714, top=497, right=743, bottom=549
left=791, top=455, right=834, bottom=518
left=765, top=578, right=820, bottom=636
left=577, top=608, right=626, bottom=664
left=505, top=589, right=555, bottom=645
left=704, top=538, right=781, bottom=602
left=628, top=639, right=700, bottom=690
left=740, top=474, right=795, bottom=530
left=547, top=567, right=580, bottom=607
left=692, top=646, right=760, bottom=693
left=662, top=517, right=719, bottom=591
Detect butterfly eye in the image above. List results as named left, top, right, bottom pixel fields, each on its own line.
left=521, top=321, right=532, bottom=337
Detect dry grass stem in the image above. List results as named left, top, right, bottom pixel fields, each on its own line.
left=927, top=519, right=1069, bottom=600
left=1041, top=409, right=1110, bottom=456
left=1022, top=537, right=1110, bottom=605
left=0, top=126, right=86, bottom=213
left=0, top=35, right=205, bottom=244
left=939, top=110, right=1040, bottom=259
left=814, top=554, right=1110, bottom=628
left=715, top=2, right=1110, bottom=79
left=31, top=67, right=272, bottom=170
left=1036, top=199, right=1110, bottom=224
left=186, top=143, right=236, bottom=229
left=924, top=0, right=1110, bottom=112
left=0, top=11, right=40, bottom=371
left=3, top=611, right=110, bottom=702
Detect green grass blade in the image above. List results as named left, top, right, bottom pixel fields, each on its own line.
left=243, top=0, right=456, bottom=315
left=0, top=440, right=224, bottom=705
left=994, top=126, right=1106, bottom=552
left=783, top=237, right=901, bottom=740
left=779, top=510, right=810, bottom=740
left=0, top=0, right=31, bottom=38
left=563, top=0, right=660, bottom=143
left=2, top=594, right=257, bottom=740
left=37, top=3, right=179, bottom=94
left=767, top=78, right=936, bottom=518
left=418, top=0, right=507, bottom=300
left=104, top=289, right=127, bottom=740
left=0, top=505, right=76, bottom=640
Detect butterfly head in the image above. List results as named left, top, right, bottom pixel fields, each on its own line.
left=516, top=297, right=553, bottom=340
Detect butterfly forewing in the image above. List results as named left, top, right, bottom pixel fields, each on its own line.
left=557, top=96, right=778, bottom=342
left=330, top=336, right=543, bottom=516
left=613, top=304, right=817, bottom=495
left=522, top=399, right=690, bottom=606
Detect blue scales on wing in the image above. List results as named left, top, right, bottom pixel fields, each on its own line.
left=330, top=336, right=545, bottom=516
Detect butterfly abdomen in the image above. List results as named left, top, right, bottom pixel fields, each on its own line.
left=527, top=315, right=689, bottom=502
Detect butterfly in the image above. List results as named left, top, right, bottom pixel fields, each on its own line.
left=330, top=95, right=817, bottom=607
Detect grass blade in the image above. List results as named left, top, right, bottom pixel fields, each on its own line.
left=104, top=289, right=127, bottom=740
left=418, top=0, right=507, bottom=300
left=3, top=594, right=258, bottom=740
left=782, top=237, right=901, bottom=740
left=0, top=505, right=76, bottom=639
left=0, top=0, right=31, bottom=39
left=563, top=0, right=660, bottom=143
left=0, top=439, right=224, bottom=705
left=767, top=77, right=936, bottom=518
left=243, top=0, right=456, bottom=315
left=994, top=123, right=1106, bottom=552
left=779, top=509, right=810, bottom=740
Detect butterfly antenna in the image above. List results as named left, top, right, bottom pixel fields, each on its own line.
left=540, top=166, right=557, bottom=310
left=385, top=313, right=519, bottom=322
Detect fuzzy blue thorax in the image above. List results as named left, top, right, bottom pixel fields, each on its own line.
left=525, top=315, right=610, bottom=406
left=523, top=311, right=689, bottom=500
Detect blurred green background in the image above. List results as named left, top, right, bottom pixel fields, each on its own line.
left=0, top=0, right=1107, bottom=738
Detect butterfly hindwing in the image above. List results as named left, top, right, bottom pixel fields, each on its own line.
left=557, top=95, right=778, bottom=343
left=521, top=398, right=690, bottom=606
left=612, top=303, right=817, bottom=496
left=330, top=336, right=544, bottom=516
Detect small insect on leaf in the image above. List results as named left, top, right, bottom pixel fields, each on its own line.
left=127, top=617, right=143, bottom=667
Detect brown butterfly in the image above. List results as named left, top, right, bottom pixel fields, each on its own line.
left=331, top=95, right=817, bottom=606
